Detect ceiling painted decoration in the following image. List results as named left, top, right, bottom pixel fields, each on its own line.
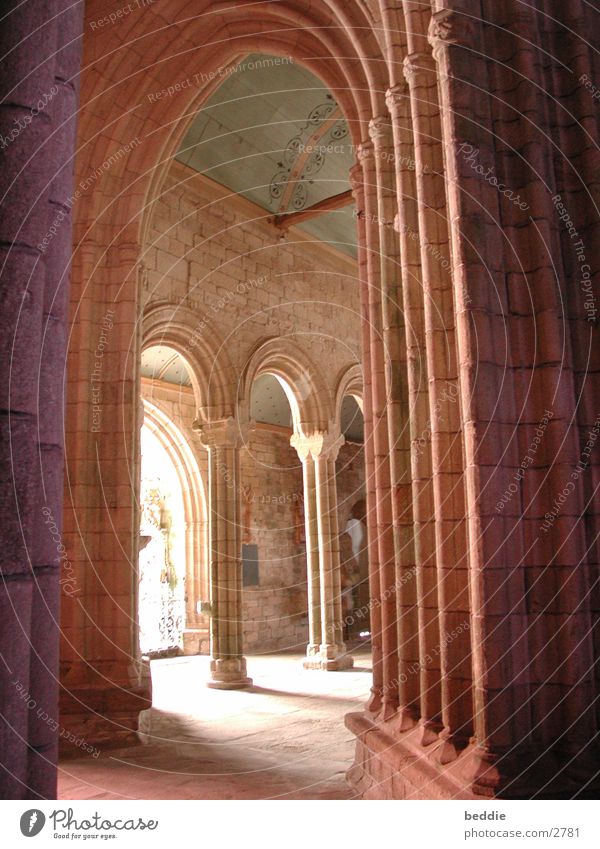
left=141, top=346, right=192, bottom=387
left=250, top=373, right=293, bottom=428
left=176, top=54, right=357, bottom=257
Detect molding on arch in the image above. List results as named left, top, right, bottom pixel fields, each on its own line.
left=142, top=301, right=236, bottom=421
left=238, top=336, right=334, bottom=436
left=335, top=362, right=364, bottom=425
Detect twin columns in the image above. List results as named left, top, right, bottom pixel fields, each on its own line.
left=194, top=417, right=353, bottom=689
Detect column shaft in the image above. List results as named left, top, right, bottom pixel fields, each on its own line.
left=198, top=419, right=251, bottom=689
left=386, top=85, right=442, bottom=735
left=369, top=116, right=420, bottom=725
left=302, top=454, right=322, bottom=654
left=350, top=170, right=384, bottom=708
left=357, top=141, right=399, bottom=717
left=402, top=39, right=472, bottom=747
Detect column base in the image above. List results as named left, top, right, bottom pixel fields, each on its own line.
left=59, top=683, right=151, bottom=757
left=182, top=628, right=210, bottom=656
left=59, top=659, right=151, bottom=756
left=303, top=644, right=354, bottom=671
left=207, top=656, right=253, bottom=690
left=345, top=710, right=600, bottom=799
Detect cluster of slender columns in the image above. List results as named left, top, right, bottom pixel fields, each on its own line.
left=291, top=431, right=353, bottom=671
left=191, top=419, right=353, bottom=686
left=344, top=0, right=600, bottom=800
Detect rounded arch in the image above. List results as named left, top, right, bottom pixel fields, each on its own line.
left=142, top=399, right=209, bottom=623
left=142, top=303, right=236, bottom=421
left=335, top=363, right=364, bottom=426
left=239, top=337, right=334, bottom=436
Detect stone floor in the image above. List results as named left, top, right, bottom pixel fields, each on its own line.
left=57, top=649, right=372, bottom=800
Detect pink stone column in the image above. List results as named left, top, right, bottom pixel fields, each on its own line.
left=356, top=140, right=400, bottom=717
left=298, top=431, right=353, bottom=671
left=0, top=0, right=83, bottom=798
left=196, top=417, right=252, bottom=688
left=401, top=40, right=472, bottom=752
left=349, top=165, right=384, bottom=709
left=428, top=3, right=530, bottom=790
left=486, top=2, right=598, bottom=774
left=61, top=241, right=149, bottom=717
left=385, top=83, right=443, bottom=738
left=368, top=116, right=420, bottom=725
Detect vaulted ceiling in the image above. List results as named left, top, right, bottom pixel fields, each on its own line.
left=176, top=54, right=357, bottom=257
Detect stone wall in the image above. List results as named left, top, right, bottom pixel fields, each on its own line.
left=143, top=160, right=360, bottom=383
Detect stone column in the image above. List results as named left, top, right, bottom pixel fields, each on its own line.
left=290, top=433, right=322, bottom=660
left=315, top=431, right=353, bottom=670
left=0, top=1, right=83, bottom=798
left=349, top=165, right=383, bottom=709
left=428, top=3, right=529, bottom=791
left=368, top=115, right=420, bottom=726
left=60, top=242, right=150, bottom=754
left=356, top=139, right=399, bottom=712
left=296, top=431, right=353, bottom=670
left=402, top=38, right=472, bottom=752
left=386, top=80, right=442, bottom=736
left=195, top=417, right=251, bottom=688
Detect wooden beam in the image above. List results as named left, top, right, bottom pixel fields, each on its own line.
left=269, top=189, right=354, bottom=230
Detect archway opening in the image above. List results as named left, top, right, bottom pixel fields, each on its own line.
left=242, top=372, right=308, bottom=654
left=337, top=395, right=369, bottom=644
left=139, top=346, right=209, bottom=657
left=80, top=42, right=371, bottom=797
left=139, top=422, right=187, bottom=656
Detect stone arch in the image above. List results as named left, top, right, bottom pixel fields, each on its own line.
left=141, top=400, right=209, bottom=647
left=142, top=302, right=236, bottom=421
left=239, top=337, right=333, bottom=436
left=334, top=363, right=364, bottom=423
left=72, top=1, right=390, bottom=249
left=333, top=362, right=366, bottom=547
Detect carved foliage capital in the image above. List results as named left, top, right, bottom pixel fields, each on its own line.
left=368, top=115, right=391, bottom=142
left=356, top=140, right=375, bottom=163
left=193, top=416, right=243, bottom=450
left=402, top=51, right=436, bottom=84
left=385, top=83, right=408, bottom=113
left=427, top=8, right=476, bottom=59
left=291, top=429, right=344, bottom=462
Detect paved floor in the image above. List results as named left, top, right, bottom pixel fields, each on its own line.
left=57, top=650, right=372, bottom=800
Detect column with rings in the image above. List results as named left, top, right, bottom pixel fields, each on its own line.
left=195, top=416, right=252, bottom=689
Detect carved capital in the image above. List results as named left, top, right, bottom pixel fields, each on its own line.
left=356, top=140, right=375, bottom=163
left=193, top=416, right=244, bottom=449
left=385, top=83, right=408, bottom=113
left=291, top=429, right=344, bottom=462
left=290, top=431, right=317, bottom=462
left=402, top=51, right=436, bottom=85
left=348, top=163, right=365, bottom=200
left=428, top=8, right=476, bottom=60
left=368, top=115, right=393, bottom=149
